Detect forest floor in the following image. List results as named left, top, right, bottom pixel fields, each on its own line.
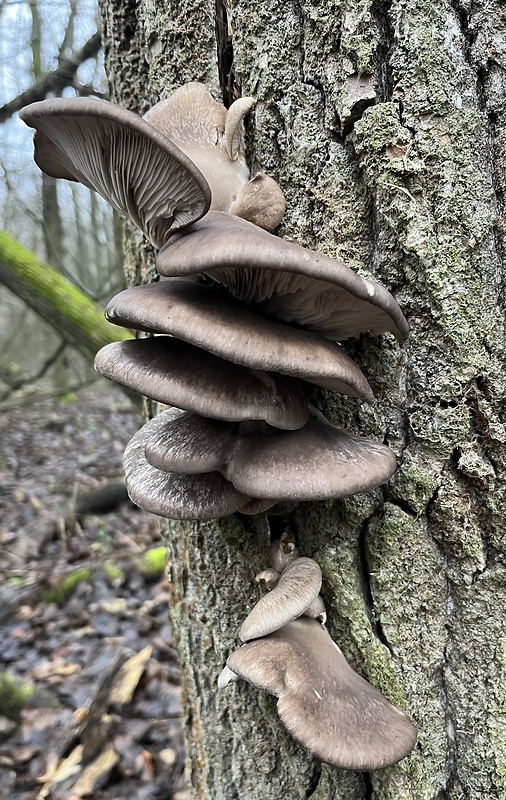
left=0, top=387, right=189, bottom=800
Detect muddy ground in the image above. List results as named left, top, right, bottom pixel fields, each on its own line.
left=0, top=387, right=189, bottom=799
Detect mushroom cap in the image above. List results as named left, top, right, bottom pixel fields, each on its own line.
left=225, top=407, right=397, bottom=500
left=240, top=556, right=322, bottom=642
left=142, top=407, right=397, bottom=501
left=104, top=280, right=375, bottom=402
left=124, top=413, right=252, bottom=520
left=229, top=173, right=286, bottom=231
left=226, top=618, right=417, bottom=770
left=144, top=84, right=251, bottom=214
left=94, top=338, right=309, bottom=430
left=142, top=411, right=236, bottom=474
left=19, top=98, right=211, bottom=247
left=156, top=211, right=409, bottom=342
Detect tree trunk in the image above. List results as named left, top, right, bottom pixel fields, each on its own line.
left=98, top=1, right=506, bottom=798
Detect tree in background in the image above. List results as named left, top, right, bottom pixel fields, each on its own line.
left=0, top=0, right=124, bottom=402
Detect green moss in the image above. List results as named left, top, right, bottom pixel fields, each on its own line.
left=392, top=450, right=440, bottom=515
left=0, top=231, right=132, bottom=362
left=102, top=562, right=125, bottom=585
left=0, top=673, right=58, bottom=722
left=44, top=568, right=91, bottom=605
left=136, top=546, right=167, bottom=580
left=316, top=545, right=411, bottom=711
left=353, top=103, right=407, bottom=155
left=340, top=0, right=376, bottom=73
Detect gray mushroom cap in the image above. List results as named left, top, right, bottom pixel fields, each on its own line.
left=124, top=412, right=274, bottom=520
left=142, top=407, right=397, bottom=501
left=156, top=211, right=409, bottom=342
left=240, top=557, right=322, bottom=642
left=104, top=280, right=375, bottom=401
left=226, top=618, right=417, bottom=770
left=94, top=338, right=309, bottom=430
left=19, top=98, right=211, bottom=247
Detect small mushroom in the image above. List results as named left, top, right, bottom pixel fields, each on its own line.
left=268, top=529, right=299, bottom=572
left=239, top=556, right=322, bottom=642
left=94, top=338, right=309, bottom=430
left=224, top=617, right=417, bottom=770
left=229, top=173, right=287, bottom=231
left=254, top=558, right=327, bottom=626
left=141, top=406, right=397, bottom=502
left=104, top=279, right=375, bottom=401
left=156, top=211, right=409, bottom=342
left=255, top=568, right=281, bottom=591
left=19, top=98, right=211, bottom=247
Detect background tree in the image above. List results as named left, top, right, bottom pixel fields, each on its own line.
left=0, top=0, right=124, bottom=403
left=99, top=1, right=506, bottom=798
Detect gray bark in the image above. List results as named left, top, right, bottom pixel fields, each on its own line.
left=99, top=1, right=506, bottom=798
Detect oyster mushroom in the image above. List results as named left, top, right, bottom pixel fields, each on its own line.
left=94, top=337, right=310, bottom=430
left=156, top=211, right=409, bottom=342
left=20, top=84, right=285, bottom=238
left=123, top=412, right=275, bottom=520
left=140, top=406, right=397, bottom=502
left=104, top=279, right=375, bottom=401
left=19, top=98, right=211, bottom=247
left=239, top=556, right=323, bottom=642
left=222, top=617, right=417, bottom=771
left=144, top=83, right=285, bottom=230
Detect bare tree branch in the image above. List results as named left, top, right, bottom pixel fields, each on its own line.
left=0, top=31, right=102, bottom=123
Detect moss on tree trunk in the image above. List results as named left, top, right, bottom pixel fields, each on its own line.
left=0, top=231, right=132, bottom=363
left=99, top=1, right=506, bottom=797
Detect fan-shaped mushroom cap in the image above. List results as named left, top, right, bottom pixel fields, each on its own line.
left=142, top=412, right=235, bottom=474
left=141, top=407, right=396, bottom=501
left=19, top=98, right=210, bottom=247
left=157, top=211, right=409, bottom=342
left=226, top=618, right=417, bottom=770
left=143, top=83, right=251, bottom=214
left=94, top=338, right=309, bottom=430
left=105, top=280, right=374, bottom=401
left=225, top=407, right=397, bottom=499
left=240, top=557, right=322, bottom=641
left=124, top=416, right=251, bottom=520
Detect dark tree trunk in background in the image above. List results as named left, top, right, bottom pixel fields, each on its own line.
left=98, top=2, right=506, bottom=798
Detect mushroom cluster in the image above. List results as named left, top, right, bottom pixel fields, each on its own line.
left=21, top=83, right=414, bottom=771
left=219, top=532, right=417, bottom=770
left=20, top=83, right=408, bottom=521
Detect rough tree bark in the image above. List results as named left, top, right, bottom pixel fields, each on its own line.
left=99, top=2, right=506, bottom=798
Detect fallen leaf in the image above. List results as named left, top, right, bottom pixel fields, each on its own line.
left=110, top=646, right=153, bottom=705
